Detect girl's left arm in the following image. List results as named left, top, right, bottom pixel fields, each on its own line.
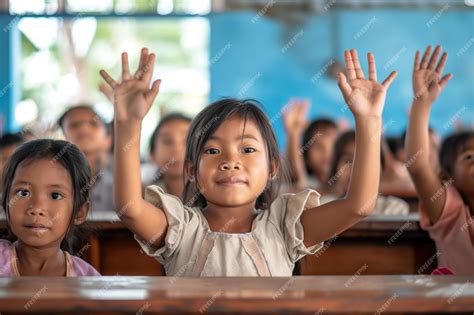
left=300, top=49, right=397, bottom=247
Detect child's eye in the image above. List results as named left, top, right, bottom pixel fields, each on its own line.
left=241, top=147, right=256, bottom=153
left=15, top=189, right=30, bottom=198
left=204, top=148, right=220, bottom=154
left=51, top=192, right=64, bottom=200
left=465, top=154, right=474, bottom=161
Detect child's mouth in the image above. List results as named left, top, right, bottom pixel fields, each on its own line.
left=24, top=224, right=51, bottom=233
left=216, top=176, right=248, bottom=186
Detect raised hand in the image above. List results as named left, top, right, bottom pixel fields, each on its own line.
left=412, top=45, right=452, bottom=104
left=337, top=49, right=397, bottom=118
left=100, top=48, right=161, bottom=122
left=283, top=99, right=309, bottom=136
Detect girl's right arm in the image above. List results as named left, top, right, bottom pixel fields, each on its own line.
left=405, top=45, right=452, bottom=225
left=100, top=48, right=168, bottom=248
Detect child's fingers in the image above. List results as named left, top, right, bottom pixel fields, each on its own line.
left=435, top=52, right=448, bottom=75
left=137, top=48, right=149, bottom=71
left=99, top=83, right=113, bottom=101
left=413, top=50, right=420, bottom=71
left=367, top=52, right=377, bottom=81
left=146, top=79, right=162, bottom=104
left=439, top=73, right=452, bottom=90
left=99, top=70, right=118, bottom=88
left=121, top=52, right=131, bottom=80
left=141, top=53, right=156, bottom=83
left=427, top=45, right=441, bottom=70
left=344, top=50, right=357, bottom=80
left=381, top=71, right=398, bottom=88
left=351, top=49, right=365, bottom=79
left=420, top=45, right=432, bottom=69
left=337, top=72, right=352, bottom=98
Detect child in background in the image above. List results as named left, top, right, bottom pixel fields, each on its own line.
left=0, top=139, right=99, bottom=276
left=283, top=100, right=338, bottom=191
left=145, top=113, right=191, bottom=198
left=405, top=45, right=473, bottom=274
left=100, top=48, right=397, bottom=276
left=57, top=105, right=114, bottom=212
left=320, top=131, right=409, bottom=215
left=0, top=133, right=26, bottom=177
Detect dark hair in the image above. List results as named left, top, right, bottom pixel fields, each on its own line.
left=1, top=139, right=92, bottom=252
left=56, top=105, right=106, bottom=131
left=0, top=132, right=25, bottom=150
left=327, top=130, right=385, bottom=181
left=149, top=113, right=192, bottom=155
left=183, top=98, right=280, bottom=210
left=302, top=118, right=337, bottom=174
left=439, top=130, right=474, bottom=177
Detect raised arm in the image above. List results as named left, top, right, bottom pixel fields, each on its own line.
left=100, top=48, right=168, bottom=248
left=405, top=45, right=452, bottom=224
left=283, top=99, right=310, bottom=190
left=300, top=49, right=397, bottom=247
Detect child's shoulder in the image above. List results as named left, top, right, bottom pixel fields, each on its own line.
left=69, top=254, right=101, bottom=276
left=0, top=239, right=13, bottom=276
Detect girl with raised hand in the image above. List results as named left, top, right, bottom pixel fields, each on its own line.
left=405, top=45, right=473, bottom=274
left=100, top=48, right=396, bottom=276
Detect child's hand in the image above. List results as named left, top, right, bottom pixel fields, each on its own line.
left=283, top=99, right=309, bottom=136
left=100, top=48, right=161, bottom=122
left=412, top=45, right=452, bottom=105
left=338, top=49, right=397, bottom=118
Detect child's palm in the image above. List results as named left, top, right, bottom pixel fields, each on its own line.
left=283, top=99, right=309, bottom=135
left=338, top=50, right=397, bottom=117
left=412, top=45, right=452, bottom=104
left=100, top=49, right=161, bottom=122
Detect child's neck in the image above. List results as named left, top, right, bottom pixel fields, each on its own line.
left=84, top=150, right=109, bottom=175
left=203, top=202, right=258, bottom=233
left=163, top=174, right=184, bottom=198
left=15, top=241, right=66, bottom=276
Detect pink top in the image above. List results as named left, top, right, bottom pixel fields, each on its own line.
left=419, top=186, right=474, bottom=275
left=0, top=239, right=100, bottom=276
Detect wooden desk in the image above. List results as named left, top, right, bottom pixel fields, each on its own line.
left=1, top=213, right=437, bottom=276
left=299, top=214, right=437, bottom=275
left=0, top=276, right=473, bottom=314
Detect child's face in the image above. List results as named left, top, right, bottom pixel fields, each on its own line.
left=307, top=128, right=337, bottom=179
left=452, top=137, right=474, bottom=196
left=151, top=120, right=190, bottom=177
left=62, top=108, right=109, bottom=154
left=8, top=159, right=78, bottom=249
left=193, top=116, right=272, bottom=209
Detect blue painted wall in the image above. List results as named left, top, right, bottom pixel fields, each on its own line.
left=0, top=16, right=20, bottom=134
left=210, top=9, right=474, bottom=149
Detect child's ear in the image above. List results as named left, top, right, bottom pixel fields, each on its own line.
left=184, top=160, right=195, bottom=182
left=74, top=201, right=91, bottom=225
left=270, top=160, right=280, bottom=180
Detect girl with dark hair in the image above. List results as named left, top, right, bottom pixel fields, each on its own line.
left=145, top=113, right=192, bottom=198
left=406, top=45, right=473, bottom=274
left=0, top=139, right=100, bottom=276
left=100, top=48, right=397, bottom=276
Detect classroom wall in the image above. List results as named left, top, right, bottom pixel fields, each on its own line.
left=209, top=9, right=474, bottom=149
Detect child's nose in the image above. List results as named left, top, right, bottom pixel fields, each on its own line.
left=219, top=160, right=242, bottom=171
left=27, top=199, right=47, bottom=216
left=27, top=207, right=46, bottom=217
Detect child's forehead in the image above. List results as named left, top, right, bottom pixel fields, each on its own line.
left=211, top=116, right=263, bottom=138
left=14, top=159, right=72, bottom=185
left=65, top=107, right=102, bottom=123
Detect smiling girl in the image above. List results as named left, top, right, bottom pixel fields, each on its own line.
left=100, top=48, right=397, bottom=276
